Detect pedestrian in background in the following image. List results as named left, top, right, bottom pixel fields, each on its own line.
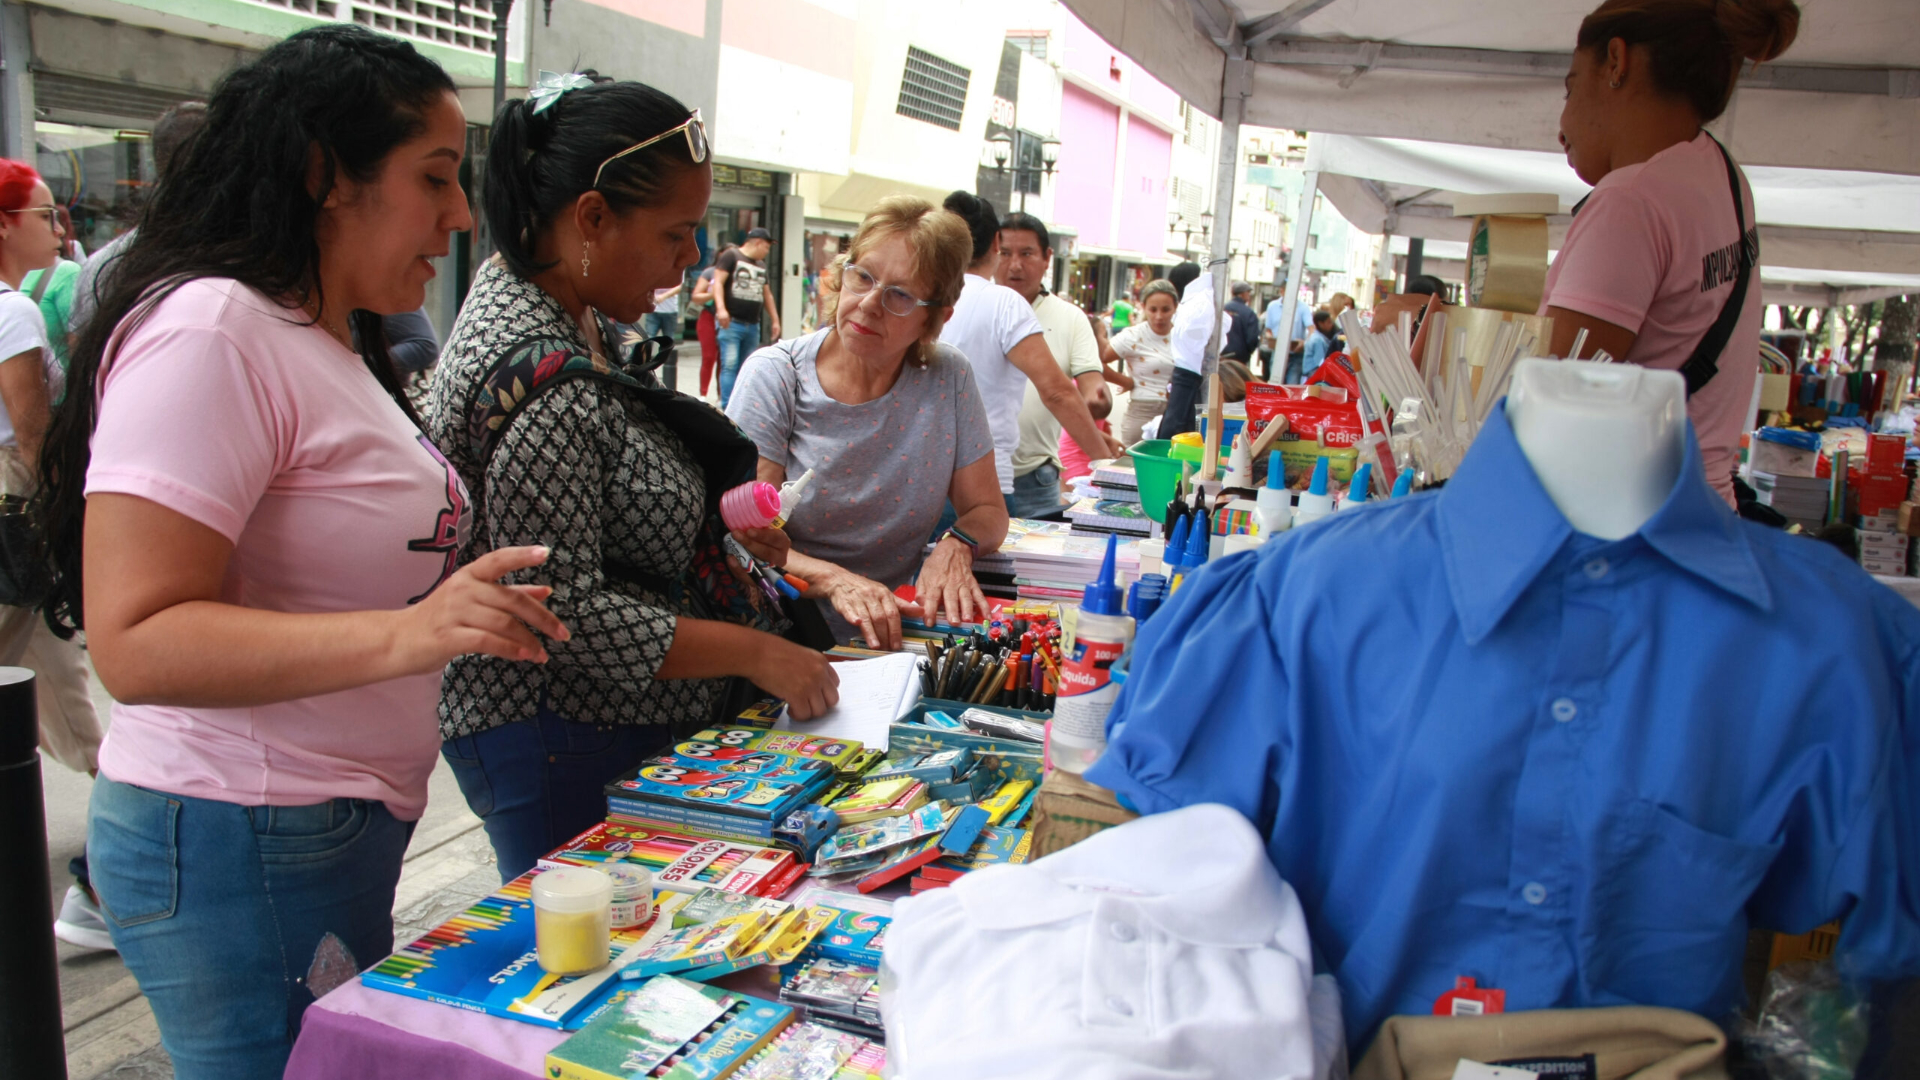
left=714, top=226, right=780, bottom=407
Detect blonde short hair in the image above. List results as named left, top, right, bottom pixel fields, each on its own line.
left=844, top=195, right=972, bottom=367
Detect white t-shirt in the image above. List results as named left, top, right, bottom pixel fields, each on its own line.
left=1109, top=324, right=1177, bottom=402
left=939, top=274, right=1045, bottom=492
left=0, top=285, right=61, bottom=449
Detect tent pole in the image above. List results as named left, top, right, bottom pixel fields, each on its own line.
left=1405, top=237, right=1425, bottom=280
left=1201, top=57, right=1249, bottom=477
left=1276, top=169, right=1320, bottom=384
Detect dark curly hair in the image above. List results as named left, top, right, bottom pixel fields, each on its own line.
left=35, top=24, right=457, bottom=636
left=485, top=81, right=702, bottom=280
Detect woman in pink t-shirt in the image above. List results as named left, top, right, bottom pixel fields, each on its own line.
left=35, top=27, right=565, bottom=1078
left=1543, top=0, right=1800, bottom=502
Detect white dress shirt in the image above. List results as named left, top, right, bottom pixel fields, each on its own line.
left=882, top=803, right=1327, bottom=1080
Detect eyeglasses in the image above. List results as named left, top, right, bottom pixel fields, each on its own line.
left=841, top=263, right=931, bottom=318
left=592, top=109, right=708, bottom=189
left=6, top=206, right=59, bottom=228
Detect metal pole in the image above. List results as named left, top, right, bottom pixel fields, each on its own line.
left=1276, top=170, right=1319, bottom=383
left=0, top=667, right=66, bottom=1080
left=1405, top=236, right=1425, bottom=281
left=491, top=0, right=512, bottom=118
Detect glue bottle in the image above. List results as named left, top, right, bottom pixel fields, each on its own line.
left=1342, top=463, right=1375, bottom=510
left=1254, top=451, right=1293, bottom=538
left=1049, top=533, right=1134, bottom=775
left=718, top=468, right=816, bottom=531
left=1294, top=457, right=1336, bottom=527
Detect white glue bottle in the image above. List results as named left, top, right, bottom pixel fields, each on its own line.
left=1254, top=450, right=1293, bottom=539
left=1049, top=533, right=1135, bottom=774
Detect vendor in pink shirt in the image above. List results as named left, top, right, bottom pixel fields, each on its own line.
left=36, top=27, right=566, bottom=1079
left=1543, top=0, right=1800, bottom=503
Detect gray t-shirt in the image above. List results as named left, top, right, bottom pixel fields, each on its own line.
left=726, top=328, right=993, bottom=596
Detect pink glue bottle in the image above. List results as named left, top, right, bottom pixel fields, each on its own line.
left=719, top=468, right=815, bottom=531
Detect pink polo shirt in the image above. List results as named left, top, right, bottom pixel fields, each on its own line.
left=86, top=279, right=470, bottom=820
left=1541, top=133, right=1761, bottom=503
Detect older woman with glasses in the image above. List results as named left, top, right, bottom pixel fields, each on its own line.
left=423, top=74, right=838, bottom=877
left=726, top=196, right=1006, bottom=650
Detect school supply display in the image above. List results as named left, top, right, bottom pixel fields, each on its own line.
left=813, top=803, right=951, bottom=867
left=607, top=755, right=827, bottom=825
left=1064, top=497, right=1154, bottom=539
left=545, top=975, right=795, bottom=1080
left=678, top=726, right=868, bottom=776
left=618, top=911, right=779, bottom=981
left=540, top=822, right=804, bottom=898
left=361, top=871, right=693, bottom=1030
left=779, top=958, right=884, bottom=1040
left=917, top=826, right=1033, bottom=885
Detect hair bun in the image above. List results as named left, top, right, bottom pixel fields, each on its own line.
left=1717, top=0, right=1800, bottom=63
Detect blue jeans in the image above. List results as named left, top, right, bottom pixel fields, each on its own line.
left=442, top=710, right=675, bottom=879
left=1007, top=462, right=1065, bottom=520
left=640, top=311, right=678, bottom=341
left=87, top=776, right=413, bottom=1080
left=715, top=321, right=761, bottom=408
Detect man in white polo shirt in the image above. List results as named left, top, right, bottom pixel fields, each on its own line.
left=996, top=213, right=1109, bottom=519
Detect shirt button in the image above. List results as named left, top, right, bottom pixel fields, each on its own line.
left=1106, top=996, right=1134, bottom=1017
left=1584, top=557, right=1610, bottom=580
left=1523, top=882, right=1548, bottom=905
left=1109, top=922, right=1137, bottom=943
left=1551, top=698, right=1577, bottom=723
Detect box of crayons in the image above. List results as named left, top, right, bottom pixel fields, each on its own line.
left=538, top=821, right=804, bottom=898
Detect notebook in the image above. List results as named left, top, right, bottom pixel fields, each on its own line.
left=772, top=652, right=921, bottom=751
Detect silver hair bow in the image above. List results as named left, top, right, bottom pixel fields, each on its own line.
left=529, top=70, right=594, bottom=114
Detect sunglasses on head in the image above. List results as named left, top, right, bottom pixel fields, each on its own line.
left=593, top=110, right=709, bottom=190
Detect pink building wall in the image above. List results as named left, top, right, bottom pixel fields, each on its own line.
left=1119, top=124, right=1172, bottom=255
left=1057, top=84, right=1119, bottom=248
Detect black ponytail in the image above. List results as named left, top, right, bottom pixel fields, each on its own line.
left=486, top=82, right=700, bottom=281
left=36, top=24, right=455, bottom=637
left=943, top=190, right=999, bottom=262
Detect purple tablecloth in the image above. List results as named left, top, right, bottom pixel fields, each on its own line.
left=285, top=980, right=564, bottom=1080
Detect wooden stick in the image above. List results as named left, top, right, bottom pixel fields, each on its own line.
left=1201, top=369, right=1225, bottom=481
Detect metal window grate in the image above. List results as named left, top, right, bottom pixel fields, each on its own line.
left=238, top=0, right=498, bottom=56
left=897, top=46, right=970, bottom=132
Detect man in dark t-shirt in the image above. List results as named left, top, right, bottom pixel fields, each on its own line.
left=714, top=227, right=781, bottom=408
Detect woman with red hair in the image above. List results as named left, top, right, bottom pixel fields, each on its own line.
left=0, top=158, right=101, bottom=767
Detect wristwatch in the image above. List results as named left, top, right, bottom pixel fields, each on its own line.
left=938, top=525, right=979, bottom=558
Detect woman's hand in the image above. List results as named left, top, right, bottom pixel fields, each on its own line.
left=819, top=568, right=917, bottom=651
left=730, top=526, right=790, bottom=569
left=748, top=639, right=841, bottom=721
left=915, top=538, right=985, bottom=629
left=391, top=545, right=570, bottom=675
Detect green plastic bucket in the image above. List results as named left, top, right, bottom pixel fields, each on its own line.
left=1127, top=440, right=1188, bottom=523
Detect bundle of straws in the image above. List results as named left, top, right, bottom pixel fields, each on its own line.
left=1337, top=307, right=1544, bottom=482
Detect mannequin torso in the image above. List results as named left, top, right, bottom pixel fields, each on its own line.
left=1505, top=358, right=1685, bottom=540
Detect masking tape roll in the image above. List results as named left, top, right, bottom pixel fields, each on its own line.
left=1467, top=214, right=1549, bottom=315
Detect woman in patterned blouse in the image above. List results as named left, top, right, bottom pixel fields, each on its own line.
left=423, top=78, right=839, bottom=877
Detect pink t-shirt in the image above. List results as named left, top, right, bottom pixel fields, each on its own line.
left=1540, top=133, right=1761, bottom=503
left=85, top=279, right=470, bottom=820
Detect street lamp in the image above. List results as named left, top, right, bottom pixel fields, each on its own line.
left=1169, top=210, right=1213, bottom=259
left=981, top=132, right=1058, bottom=214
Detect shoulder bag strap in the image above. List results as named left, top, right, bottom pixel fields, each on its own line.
left=28, top=261, right=57, bottom=304
left=1677, top=136, right=1755, bottom=398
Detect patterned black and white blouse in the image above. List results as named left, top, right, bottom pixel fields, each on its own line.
left=424, top=257, right=716, bottom=738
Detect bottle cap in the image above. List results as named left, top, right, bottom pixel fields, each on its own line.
left=1265, top=450, right=1285, bottom=490
left=1391, top=470, right=1415, bottom=498
left=531, top=866, right=613, bottom=913
left=1181, top=508, right=1211, bottom=568
left=1165, top=514, right=1191, bottom=564
left=1080, top=533, right=1125, bottom=615
left=1307, top=455, right=1330, bottom=497
left=720, top=481, right=782, bottom=531
left=777, top=468, right=815, bottom=522
left=1345, top=463, right=1374, bottom=507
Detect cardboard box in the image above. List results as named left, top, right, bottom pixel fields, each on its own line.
left=1866, top=433, right=1907, bottom=476
left=1860, top=556, right=1906, bottom=577
left=1861, top=474, right=1909, bottom=517
left=1860, top=508, right=1902, bottom=537
left=1748, top=437, right=1819, bottom=479
left=1027, top=768, right=1137, bottom=859
left=1861, top=536, right=1909, bottom=562
left=1898, top=502, right=1920, bottom=538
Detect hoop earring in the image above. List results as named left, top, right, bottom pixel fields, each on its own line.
left=1609, top=79, right=1621, bottom=88
left=581, top=245, right=591, bottom=279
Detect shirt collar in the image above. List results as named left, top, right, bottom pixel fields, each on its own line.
left=1437, top=404, right=1771, bottom=645
left=954, top=803, right=1291, bottom=948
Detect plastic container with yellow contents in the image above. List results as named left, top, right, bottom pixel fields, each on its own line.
left=531, top=867, right=613, bottom=976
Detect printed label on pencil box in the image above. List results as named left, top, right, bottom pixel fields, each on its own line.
left=1053, top=635, right=1126, bottom=742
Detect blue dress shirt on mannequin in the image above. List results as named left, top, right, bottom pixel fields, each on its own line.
left=1087, top=405, right=1920, bottom=1055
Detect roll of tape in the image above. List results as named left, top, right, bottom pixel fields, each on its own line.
left=1467, top=214, right=1549, bottom=315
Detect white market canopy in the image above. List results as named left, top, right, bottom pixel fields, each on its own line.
left=1306, top=133, right=1920, bottom=284
left=1061, top=0, right=1920, bottom=177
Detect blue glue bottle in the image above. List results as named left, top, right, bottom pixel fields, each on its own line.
left=1343, top=463, right=1375, bottom=509
left=1391, top=469, right=1415, bottom=498
left=1051, top=533, right=1135, bottom=774
left=1254, top=450, right=1292, bottom=538
left=1294, top=457, right=1335, bottom=527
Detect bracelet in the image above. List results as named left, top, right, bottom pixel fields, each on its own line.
left=938, top=525, right=979, bottom=559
